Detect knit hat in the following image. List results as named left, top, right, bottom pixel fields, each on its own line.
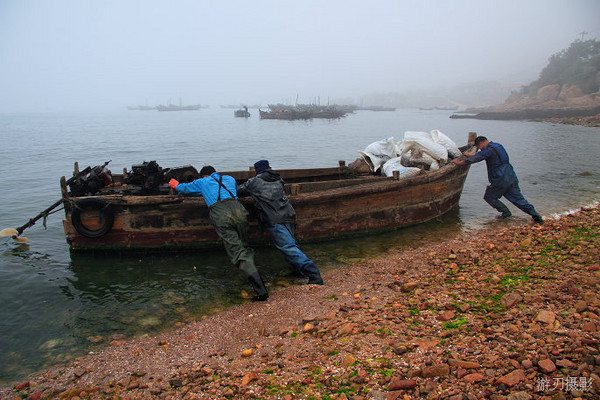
left=254, top=159, right=270, bottom=173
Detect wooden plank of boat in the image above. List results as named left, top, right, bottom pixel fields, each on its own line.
left=60, top=159, right=470, bottom=253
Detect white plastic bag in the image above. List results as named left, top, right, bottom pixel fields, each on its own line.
left=382, top=157, right=422, bottom=178
left=431, top=129, right=461, bottom=159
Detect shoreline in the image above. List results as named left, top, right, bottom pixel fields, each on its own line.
left=2, top=206, right=599, bottom=399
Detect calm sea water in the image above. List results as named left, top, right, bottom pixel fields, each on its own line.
left=0, top=107, right=599, bottom=384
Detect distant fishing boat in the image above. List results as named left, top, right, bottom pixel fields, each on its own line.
left=156, top=104, right=201, bottom=112
left=156, top=98, right=202, bottom=111
left=234, top=106, right=251, bottom=118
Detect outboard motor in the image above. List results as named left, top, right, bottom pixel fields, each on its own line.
left=125, top=161, right=164, bottom=193
left=68, top=162, right=113, bottom=196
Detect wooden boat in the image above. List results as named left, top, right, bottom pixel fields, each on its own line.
left=58, top=135, right=474, bottom=253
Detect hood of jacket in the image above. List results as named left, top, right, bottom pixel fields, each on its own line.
left=257, top=169, right=282, bottom=183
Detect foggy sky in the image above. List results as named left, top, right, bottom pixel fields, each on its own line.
left=1, top=0, right=599, bottom=112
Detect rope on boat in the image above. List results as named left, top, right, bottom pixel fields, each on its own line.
left=42, top=206, right=65, bottom=230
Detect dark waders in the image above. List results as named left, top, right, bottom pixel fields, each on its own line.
left=209, top=198, right=268, bottom=300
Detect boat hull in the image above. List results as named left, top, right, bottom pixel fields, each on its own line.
left=61, top=163, right=469, bottom=253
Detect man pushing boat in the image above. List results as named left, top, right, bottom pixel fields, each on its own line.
left=238, top=160, right=324, bottom=285
left=169, top=166, right=269, bottom=301
left=452, top=136, right=543, bottom=224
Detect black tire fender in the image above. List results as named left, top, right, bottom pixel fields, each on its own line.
left=71, top=198, right=114, bottom=238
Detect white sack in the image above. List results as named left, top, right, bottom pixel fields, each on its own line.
left=363, top=137, right=398, bottom=159
left=358, top=151, right=388, bottom=172
left=430, top=129, right=462, bottom=159
left=401, top=132, right=448, bottom=162
left=382, top=157, right=422, bottom=178
left=359, top=137, right=399, bottom=172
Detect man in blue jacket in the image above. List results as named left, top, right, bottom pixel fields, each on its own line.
left=238, top=160, right=323, bottom=285
left=452, top=136, right=543, bottom=223
left=169, top=166, right=269, bottom=301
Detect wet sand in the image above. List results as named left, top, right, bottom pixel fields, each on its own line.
left=2, top=206, right=599, bottom=399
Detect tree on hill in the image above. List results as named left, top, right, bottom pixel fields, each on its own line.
left=523, top=38, right=600, bottom=95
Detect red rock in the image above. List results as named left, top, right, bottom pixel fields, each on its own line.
left=521, top=359, right=533, bottom=369
left=421, top=364, right=450, bottom=378
left=438, top=311, right=455, bottom=321
left=463, top=373, right=485, bottom=383
left=538, top=359, right=556, bottom=374
left=338, top=323, right=356, bottom=335
left=388, top=378, right=417, bottom=390
left=582, top=322, right=597, bottom=332
left=385, top=392, right=402, bottom=400
left=448, top=359, right=480, bottom=369
left=241, top=371, right=259, bottom=387
left=556, top=359, right=575, bottom=368
left=14, top=382, right=30, bottom=390
left=502, top=293, right=523, bottom=308
left=28, top=392, right=43, bottom=400
left=401, top=282, right=418, bottom=292
left=498, top=369, right=526, bottom=387
left=536, top=310, right=556, bottom=324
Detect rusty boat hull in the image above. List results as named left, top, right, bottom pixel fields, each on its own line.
left=60, top=161, right=470, bottom=253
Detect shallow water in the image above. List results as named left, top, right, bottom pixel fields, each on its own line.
left=0, top=108, right=599, bottom=383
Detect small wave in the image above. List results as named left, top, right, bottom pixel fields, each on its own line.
left=549, top=200, right=600, bottom=220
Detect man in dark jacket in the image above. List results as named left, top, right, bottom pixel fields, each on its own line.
left=238, top=160, right=324, bottom=285
left=169, top=165, right=269, bottom=301
left=452, top=136, right=543, bottom=223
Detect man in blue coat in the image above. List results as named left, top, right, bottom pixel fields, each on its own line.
left=169, top=166, right=269, bottom=301
left=452, top=136, right=543, bottom=223
left=238, top=160, right=323, bottom=285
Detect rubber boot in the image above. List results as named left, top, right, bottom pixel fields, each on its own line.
left=529, top=209, right=544, bottom=224
left=247, top=272, right=269, bottom=301
left=495, top=204, right=512, bottom=219
left=307, top=270, right=324, bottom=285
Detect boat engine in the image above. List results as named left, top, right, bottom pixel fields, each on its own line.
left=123, top=161, right=199, bottom=194
left=125, top=161, right=164, bottom=192
left=163, top=165, right=199, bottom=184
left=68, top=162, right=113, bottom=196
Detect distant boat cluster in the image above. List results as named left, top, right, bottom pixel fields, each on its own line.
left=258, top=104, right=357, bottom=120
left=127, top=101, right=403, bottom=119
left=126, top=102, right=208, bottom=112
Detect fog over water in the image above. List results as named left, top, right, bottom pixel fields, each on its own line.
left=0, top=0, right=599, bottom=112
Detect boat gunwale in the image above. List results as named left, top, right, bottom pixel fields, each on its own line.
left=62, top=163, right=467, bottom=205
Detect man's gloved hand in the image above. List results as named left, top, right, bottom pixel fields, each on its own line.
left=168, top=179, right=180, bottom=189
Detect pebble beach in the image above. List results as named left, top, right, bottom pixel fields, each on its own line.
left=2, top=206, right=599, bottom=400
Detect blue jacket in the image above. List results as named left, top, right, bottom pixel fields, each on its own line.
left=175, top=172, right=238, bottom=207
left=465, top=141, right=517, bottom=185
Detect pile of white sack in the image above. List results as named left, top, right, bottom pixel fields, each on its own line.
left=358, top=129, right=462, bottom=178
